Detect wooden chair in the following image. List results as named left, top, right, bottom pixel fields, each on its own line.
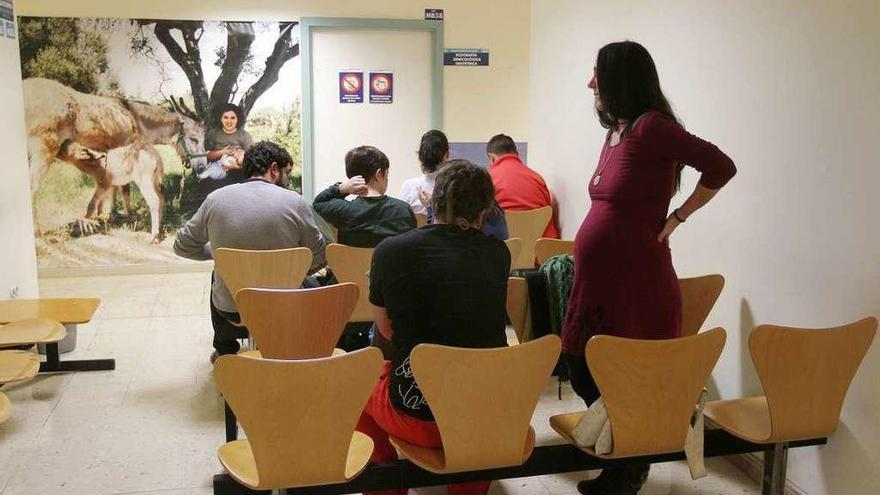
left=235, top=284, right=359, bottom=360
left=704, top=317, right=876, bottom=494
left=325, top=244, right=375, bottom=323
left=506, top=277, right=531, bottom=344
left=213, top=247, right=313, bottom=300
left=214, top=348, right=383, bottom=490
left=534, top=238, right=574, bottom=265
left=0, top=350, right=41, bottom=424
left=0, top=318, right=66, bottom=349
left=389, top=335, right=561, bottom=473
left=415, top=213, right=429, bottom=227
left=505, top=207, right=552, bottom=269
left=679, top=274, right=725, bottom=337
left=504, top=238, right=523, bottom=271
left=551, top=328, right=726, bottom=458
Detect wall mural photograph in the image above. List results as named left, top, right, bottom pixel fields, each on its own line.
left=19, top=16, right=302, bottom=270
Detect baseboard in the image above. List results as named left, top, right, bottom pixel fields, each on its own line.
left=38, top=261, right=213, bottom=278
left=725, top=452, right=808, bottom=495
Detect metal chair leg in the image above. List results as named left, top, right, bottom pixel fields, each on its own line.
left=762, top=442, right=788, bottom=495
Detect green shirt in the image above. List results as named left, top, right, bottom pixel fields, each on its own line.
left=313, top=184, right=416, bottom=248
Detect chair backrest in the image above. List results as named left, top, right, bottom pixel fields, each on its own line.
left=505, top=207, right=552, bottom=269
left=415, top=213, right=429, bottom=227
left=236, top=284, right=359, bottom=359
left=679, top=274, right=725, bottom=337
left=750, top=317, right=876, bottom=442
left=534, top=238, right=574, bottom=265
left=213, top=248, right=313, bottom=302
left=586, top=328, right=726, bottom=458
left=215, top=348, right=383, bottom=489
left=325, top=244, right=375, bottom=322
left=504, top=238, right=523, bottom=270
left=506, top=276, right=530, bottom=344
left=411, top=335, right=561, bottom=471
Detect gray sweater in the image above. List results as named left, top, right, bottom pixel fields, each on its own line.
left=174, top=179, right=327, bottom=313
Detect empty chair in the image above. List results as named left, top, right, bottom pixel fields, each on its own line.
left=504, top=238, right=523, bottom=270
left=505, top=207, right=552, bottom=269
left=213, top=247, right=313, bottom=300
left=534, top=238, right=574, bottom=265
left=0, top=350, right=41, bottom=424
left=704, top=318, right=876, bottom=494
left=389, top=335, right=561, bottom=473
left=0, top=318, right=66, bottom=349
left=235, top=284, right=359, bottom=360
left=551, top=328, right=726, bottom=458
left=214, top=348, right=383, bottom=490
left=506, top=276, right=531, bottom=344
left=325, top=244, right=375, bottom=323
left=679, top=274, right=725, bottom=337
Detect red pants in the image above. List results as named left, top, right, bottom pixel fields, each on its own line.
left=356, top=361, right=492, bottom=495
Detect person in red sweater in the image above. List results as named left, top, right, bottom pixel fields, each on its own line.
left=486, top=134, right=560, bottom=238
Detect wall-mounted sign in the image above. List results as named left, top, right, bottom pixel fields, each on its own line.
left=425, top=9, right=444, bottom=21
left=339, top=71, right=363, bottom=103
left=369, top=72, right=393, bottom=104
left=443, top=49, right=489, bottom=66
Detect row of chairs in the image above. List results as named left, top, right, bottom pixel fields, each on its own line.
left=213, top=314, right=876, bottom=492
left=0, top=318, right=67, bottom=422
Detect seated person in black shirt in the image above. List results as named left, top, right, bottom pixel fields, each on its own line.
left=356, top=160, right=510, bottom=495
left=313, top=145, right=416, bottom=248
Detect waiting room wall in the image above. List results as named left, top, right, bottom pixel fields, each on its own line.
left=528, top=1, right=880, bottom=493
left=0, top=2, right=38, bottom=300
left=17, top=0, right=531, bottom=144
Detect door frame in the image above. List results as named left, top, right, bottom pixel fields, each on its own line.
left=300, top=17, right=444, bottom=199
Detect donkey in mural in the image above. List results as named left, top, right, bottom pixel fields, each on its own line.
left=22, top=78, right=207, bottom=235
left=59, top=141, right=166, bottom=243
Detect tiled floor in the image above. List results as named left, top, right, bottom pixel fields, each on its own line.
left=1, top=272, right=761, bottom=495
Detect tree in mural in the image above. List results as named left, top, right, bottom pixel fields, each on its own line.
left=19, top=17, right=114, bottom=94
left=130, top=20, right=300, bottom=129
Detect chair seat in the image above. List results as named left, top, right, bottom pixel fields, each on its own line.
left=0, top=351, right=40, bottom=383
left=390, top=426, right=536, bottom=474
left=0, top=392, right=11, bottom=424
left=218, top=431, right=374, bottom=490
left=549, top=411, right=610, bottom=459
left=0, top=298, right=100, bottom=324
left=238, top=348, right=347, bottom=360
left=0, top=319, right=66, bottom=347
left=704, top=396, right=772, bottom=444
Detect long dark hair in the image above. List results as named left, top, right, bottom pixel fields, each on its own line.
left=595, top=41, right=684, bottom=189
left=418, top=129, right=449, bottom=173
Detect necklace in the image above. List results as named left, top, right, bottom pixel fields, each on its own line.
left=592, top=141, right=617, bottom=186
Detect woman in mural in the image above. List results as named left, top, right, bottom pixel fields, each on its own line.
left=198, top=103, right=254, bottom=188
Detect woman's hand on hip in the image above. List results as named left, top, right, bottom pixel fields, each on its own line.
left=657, top=214, right=682, bottom=244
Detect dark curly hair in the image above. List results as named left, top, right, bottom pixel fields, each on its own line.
left=418, top=129, right=449, bottom=173
left=345, top=145, right=389, bottom=180
left=432, top=159, right=495, bottom=228
left=243, top=141, right=292, bottom=178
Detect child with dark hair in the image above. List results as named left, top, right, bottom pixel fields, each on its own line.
left=399, top=129, right=449, bottom=214
left=358, top=160, right=509, bottom=495
left=313, top=145, right=416, bottom=248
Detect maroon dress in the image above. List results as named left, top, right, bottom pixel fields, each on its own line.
left=561, top=112, right=736, bottom=356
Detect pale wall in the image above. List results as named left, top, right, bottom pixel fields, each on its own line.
left=17, top=0, right=531, bottom=142
left=0, top=4, right=39, bottom=300
left=529, top=1, right=880, bottom=493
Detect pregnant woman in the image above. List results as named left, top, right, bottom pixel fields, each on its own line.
left=563, top=41, right=737, bottom=494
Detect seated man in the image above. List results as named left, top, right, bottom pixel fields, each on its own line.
left=313, top=145, right=416, bottom=247
left=174, top=141, right=327, bottom=362
left=358, top=160, right=510, bottom=495
left=486, top=133, right=560, bottom=238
